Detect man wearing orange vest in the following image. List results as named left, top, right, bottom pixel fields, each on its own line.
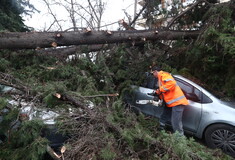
left=152, top=66, right=189, bottom=135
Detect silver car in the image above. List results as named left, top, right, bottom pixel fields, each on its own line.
left=129, top=75, right=235, bottom=157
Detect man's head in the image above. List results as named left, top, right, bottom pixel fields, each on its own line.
left=151, top=66, right=161, bottom=77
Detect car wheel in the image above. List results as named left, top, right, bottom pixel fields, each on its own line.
left=205, top=124, right=235, bottom=156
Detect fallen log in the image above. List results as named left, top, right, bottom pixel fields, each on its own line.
left=0, top=29, right=200, bottom=49
left=54, top=93, right=85, bottom=109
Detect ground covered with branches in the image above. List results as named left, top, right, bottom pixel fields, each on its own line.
left=58, top=102, right=231, bottom=160
left=0, top=43, right=234, bottom=159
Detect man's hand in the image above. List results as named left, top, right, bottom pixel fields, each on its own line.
left=156, top=89, right=161, bottom=95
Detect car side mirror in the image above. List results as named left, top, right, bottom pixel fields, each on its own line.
left=185, top=93, right=200, bottom=102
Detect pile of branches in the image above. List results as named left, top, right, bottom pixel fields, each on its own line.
left=58, top=104, right=180, bottom=160
left=0, top=56, right=231, bottom=160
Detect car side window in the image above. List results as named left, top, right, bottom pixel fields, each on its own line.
left=175, top=78, right=202, bottom=102
left=201, top=92, right=213, bottom=103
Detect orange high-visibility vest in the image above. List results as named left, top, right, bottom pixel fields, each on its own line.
left=157, top=71, right=189, bottom=107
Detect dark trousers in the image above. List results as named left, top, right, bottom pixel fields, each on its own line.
left=160, top=104, right=185, bottom=135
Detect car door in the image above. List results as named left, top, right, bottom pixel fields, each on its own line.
left=174, top=77, right=203, bottom=133
left=133, top=86, right=163, bottom=118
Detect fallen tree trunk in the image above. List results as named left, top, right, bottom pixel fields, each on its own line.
left=0, top=29, right=200, bottom=49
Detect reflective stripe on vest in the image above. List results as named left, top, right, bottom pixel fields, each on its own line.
left=166, top=95, right=186, bottom=105
left=164, top=78, right=174, bottom=82
left=163, top=86, right=169, bottom=91
left=163, top=84, right=177, bottom=92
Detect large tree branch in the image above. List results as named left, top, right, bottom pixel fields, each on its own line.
left=0, top=29, right=200, bottom=49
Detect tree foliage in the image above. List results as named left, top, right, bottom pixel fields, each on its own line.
left=0, top=97, right=48, bottom=160
left=173, top=3, right=235, bottom=97
left=0, top=0, right=36, bottom=31
left=0, top=121, right=48, bottom=160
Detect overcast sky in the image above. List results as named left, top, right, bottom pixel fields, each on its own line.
left=24, top=0, right=138, bottom=31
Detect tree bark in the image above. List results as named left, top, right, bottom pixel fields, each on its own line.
left=0, top=29, right=200, bottom=49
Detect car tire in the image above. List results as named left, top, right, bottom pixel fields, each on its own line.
left=205, top=124, right=235, bottom=156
